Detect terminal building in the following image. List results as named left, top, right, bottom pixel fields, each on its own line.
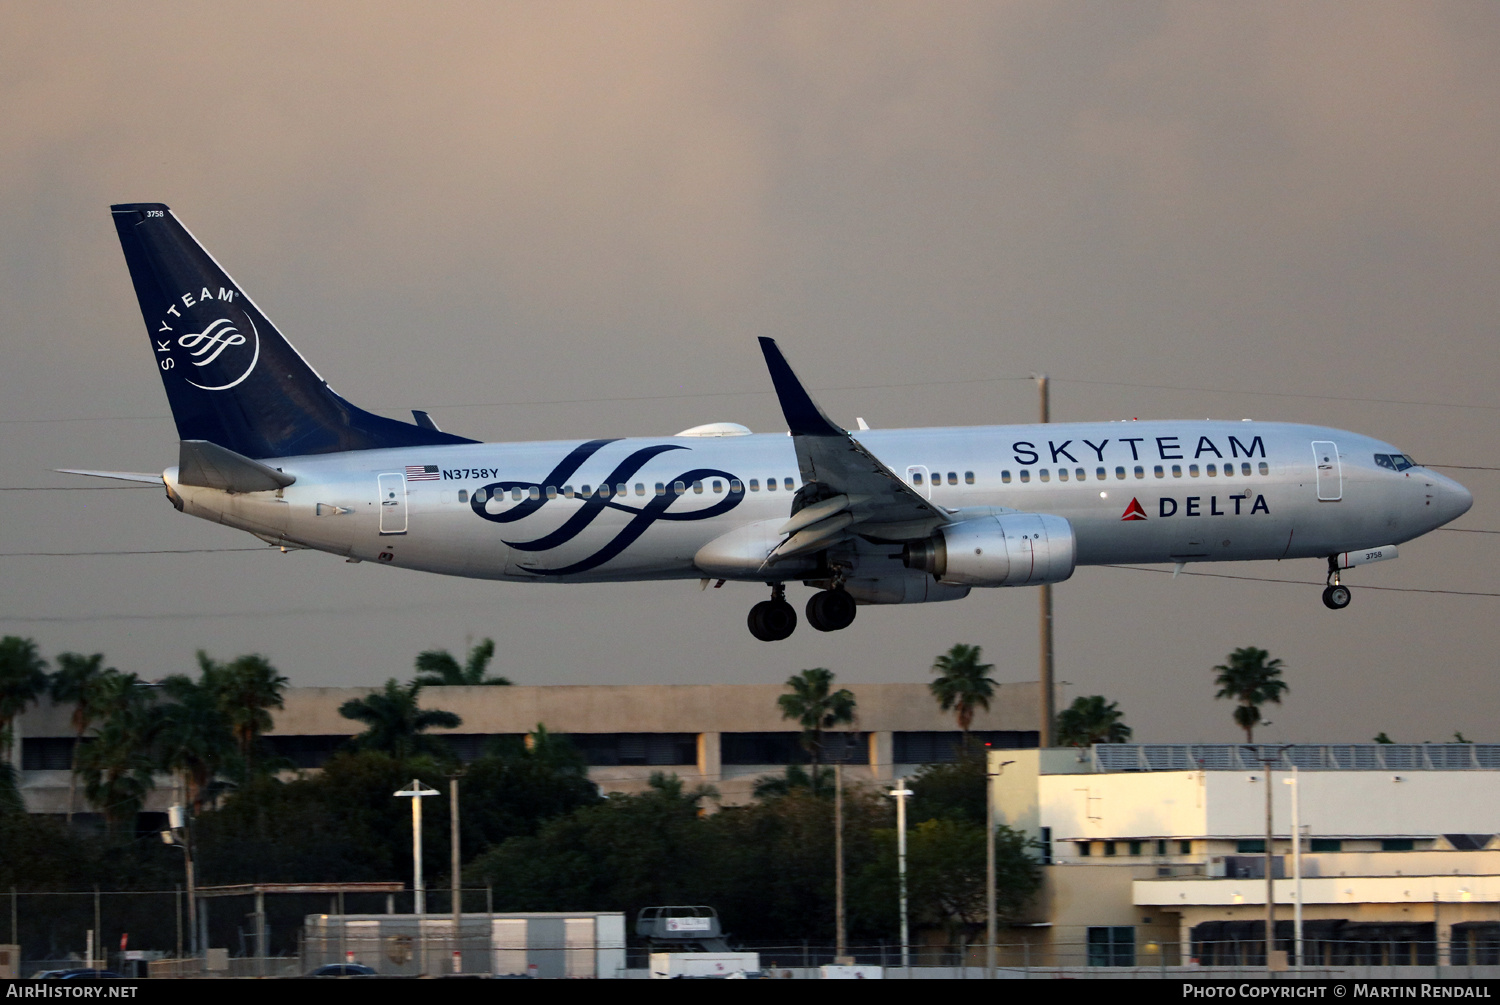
left=13, top=680, right=1042, bottom=818
left=989, top=744, right=1500, bottom=969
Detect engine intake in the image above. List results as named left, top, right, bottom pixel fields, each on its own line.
left=902, top=513, right=1076, bottom=587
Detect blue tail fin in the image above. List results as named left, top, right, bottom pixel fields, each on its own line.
left=111, top=204, right=475, bottom=459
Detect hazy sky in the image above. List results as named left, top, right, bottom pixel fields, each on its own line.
left=2, top=1, right=1496, bottom=744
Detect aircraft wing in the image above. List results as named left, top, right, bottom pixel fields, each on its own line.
left=758, top=338, right=946, bottom=561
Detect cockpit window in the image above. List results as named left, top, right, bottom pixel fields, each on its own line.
left=1375, top=454, right=1395, bottom=470
left=1375, top=453, right=1416, bottom=472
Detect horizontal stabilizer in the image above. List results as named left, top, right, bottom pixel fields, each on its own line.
left=57, top=469, right=163, bottom=484
left=178, top=440, right=295, bottom=494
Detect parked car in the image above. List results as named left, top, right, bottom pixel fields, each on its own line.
left=306, top=963, right=379, bottom=978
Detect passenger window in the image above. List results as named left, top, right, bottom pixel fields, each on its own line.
left=546, top=486, right=557, bottom=499
left=1076, top=468, right=1086, bottom=480
left=767, top=478, right=777, bottom=491
left=563, top=485, right=574, bottom=498
left=1134, top=466, right=1144, bottom=479
left=528, top=486, right=541, bottom=500
left=474, top=488, right=487, bottom=503
left=1153, top=465, right=1164, bottom=478
left=599, top=484, right=612, bottom=498
left=712, top=480, right=723, bottom=493
left=948, top=472, right=957, bottom=485
left=673, top=481, right=685, bottom=495
left=655, top=483, right=665, bottom=496
left=1001, top=471, right=1012, bottom=484
left=1256, top=462, right=1266, bottom=476
left=730, top=479, right=743, bottom=493
left=1057, top=468, right=1068, bottom=482
left=580, top=484, right=592, bottom=497
left=635, top=483, right=645, bottom=496
left=617, top=483, right=627, bottom=496
left=1171, top=464, right=1182, bottom=478
left=1115, top=466, right=1126, bottom=479
left=964, top=471, right=975, bottom=484
left=1188, top=465, right=1199, bottom=477
left=692, top=480, right=704, bottom=494
left=749, top=479, right=760, bottom=491
left=457, top=489, right=469, bottom=503
left=784, top=477, right=794, bottom=490
left=913, top=472, right=924, bottom=485
left=511, top=487, right=523, bottom=501
left=1206, top=464, right=1217, bottom=476
left=1040, top=469, right=1051, bottom=482
left=1095, top=467, right=1105, bottom=480
left=1020, top=470, right=1031, bottom=483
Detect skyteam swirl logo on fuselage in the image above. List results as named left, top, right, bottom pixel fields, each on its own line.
left=469, top=438, right=743, bottom=575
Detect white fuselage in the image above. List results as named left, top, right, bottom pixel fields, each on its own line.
left=162, top=420, right=1471, bottom=592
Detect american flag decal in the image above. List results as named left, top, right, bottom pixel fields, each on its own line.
left=406, top=464, right=440, bottom=481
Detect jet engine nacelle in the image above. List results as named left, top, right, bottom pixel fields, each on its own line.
left=902, top=513, right=1076, bottom=587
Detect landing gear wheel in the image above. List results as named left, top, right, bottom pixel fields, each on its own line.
left=748, top=599, right=798, bottom=641
left=806, top=589, right=857, bottom=632
left=1322, top=584, right=1351, bottom=610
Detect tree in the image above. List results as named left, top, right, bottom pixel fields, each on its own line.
left=776, top=668, right=856, bottom=777
left=412, top=638, right=511, bottom=687
left=1055, top=695, right=1133, bottom=747
left=0, top=636, right=49, bottom=766
left=202, top=652, right=289, bottom=779
left=76, top=671, right=161, bottom=835
left=1212, top=647, right=1289, bottom=742
left=155, top=670, right=237, bottom=815
left=49, top=652, right=115, bottom=824
left=908, top=758, right=987, bottom=826
left=339, top=679, right=461, bottom=762
left=751, top=764, right=835, bottom=800
left=1373, top=732, right=1394, bottom=744
left=929, top=644, right=996, bottom=737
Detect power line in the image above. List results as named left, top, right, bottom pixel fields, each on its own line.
left=3, top=374, right=1495, bottom=426
left=0, top=547, right=266, bottom=557
left=1438, top=528, right=1500, bottom=535
left=0, top=485, right=154, bottom=492
left=1100, top=564, right=1500, bottom=598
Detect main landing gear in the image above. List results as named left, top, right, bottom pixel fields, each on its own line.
left=1322, top=556, right=1352, bottom=610
left=806, top=588, right=857, bottom=633
left=747, top=584, right=858, bottom=640
left=748, top=584, right=797, bottom=641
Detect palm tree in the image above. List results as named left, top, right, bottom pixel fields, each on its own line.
left=203, top=652, right=289, bottom=779
left=776, top=667, right=856, bottom=777
left=1055, top=695, right=1133, bottom=746
left=929, top=644, right=996, bottom=738
left=155, top=671, right=237, bottom=815
left=76, top=671, right=161, bottom=835
left=1213, top=647, right=1289, bottom=742
left=339, top=679, right=462, bottom=762
left=0, top=636, right=49, bottom=765
left=50, top=652, right=115, bottom=824
left=412, top=638, right=511, bottom=687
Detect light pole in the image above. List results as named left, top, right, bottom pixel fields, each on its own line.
left=449, top=771, right=463, bottom=974
left=886, top=782, right=913, bottom=973
left=987, top=756, right=1015, bottom=979
left=395, top=780, right=439, bottom=914
left=1283, top=766, right=1303, bottom=967
left=160, top=802, right=197, bottom=957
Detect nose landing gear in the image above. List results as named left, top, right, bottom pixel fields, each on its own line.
left=748, top=583, right=798, bottom=641
left=1322, top=557, right=1352, bottom=610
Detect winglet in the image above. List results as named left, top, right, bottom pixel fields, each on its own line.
left=757, top=338, right=844, bottom=437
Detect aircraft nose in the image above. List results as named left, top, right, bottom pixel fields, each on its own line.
left=1428, top=472, right=1473, bottom=526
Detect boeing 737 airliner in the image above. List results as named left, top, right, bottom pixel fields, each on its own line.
left=74, top=204, right=1473, bottom=640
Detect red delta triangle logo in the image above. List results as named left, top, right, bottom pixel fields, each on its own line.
left=1120, top=498, right=1148, bottom=521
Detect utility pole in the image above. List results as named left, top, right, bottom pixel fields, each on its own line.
left=450, top=772, right=463, bottom=974
left=1265, top=748, right=1275, bottom=972
left=834, top=760, right=846, bottom=962
left=887, top=782, right=913, bottom=973
left=1286, top=766, right=1302, bottom=967
left=1036, top=374, right=1055, bottom=748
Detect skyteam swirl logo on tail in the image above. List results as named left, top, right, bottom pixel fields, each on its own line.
left=469, top=438, right=743, bottom=575
left=153, top=286, right=260, bottom=391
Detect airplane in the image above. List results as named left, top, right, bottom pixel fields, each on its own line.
left=71, top=203, right=1473, bottom=641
